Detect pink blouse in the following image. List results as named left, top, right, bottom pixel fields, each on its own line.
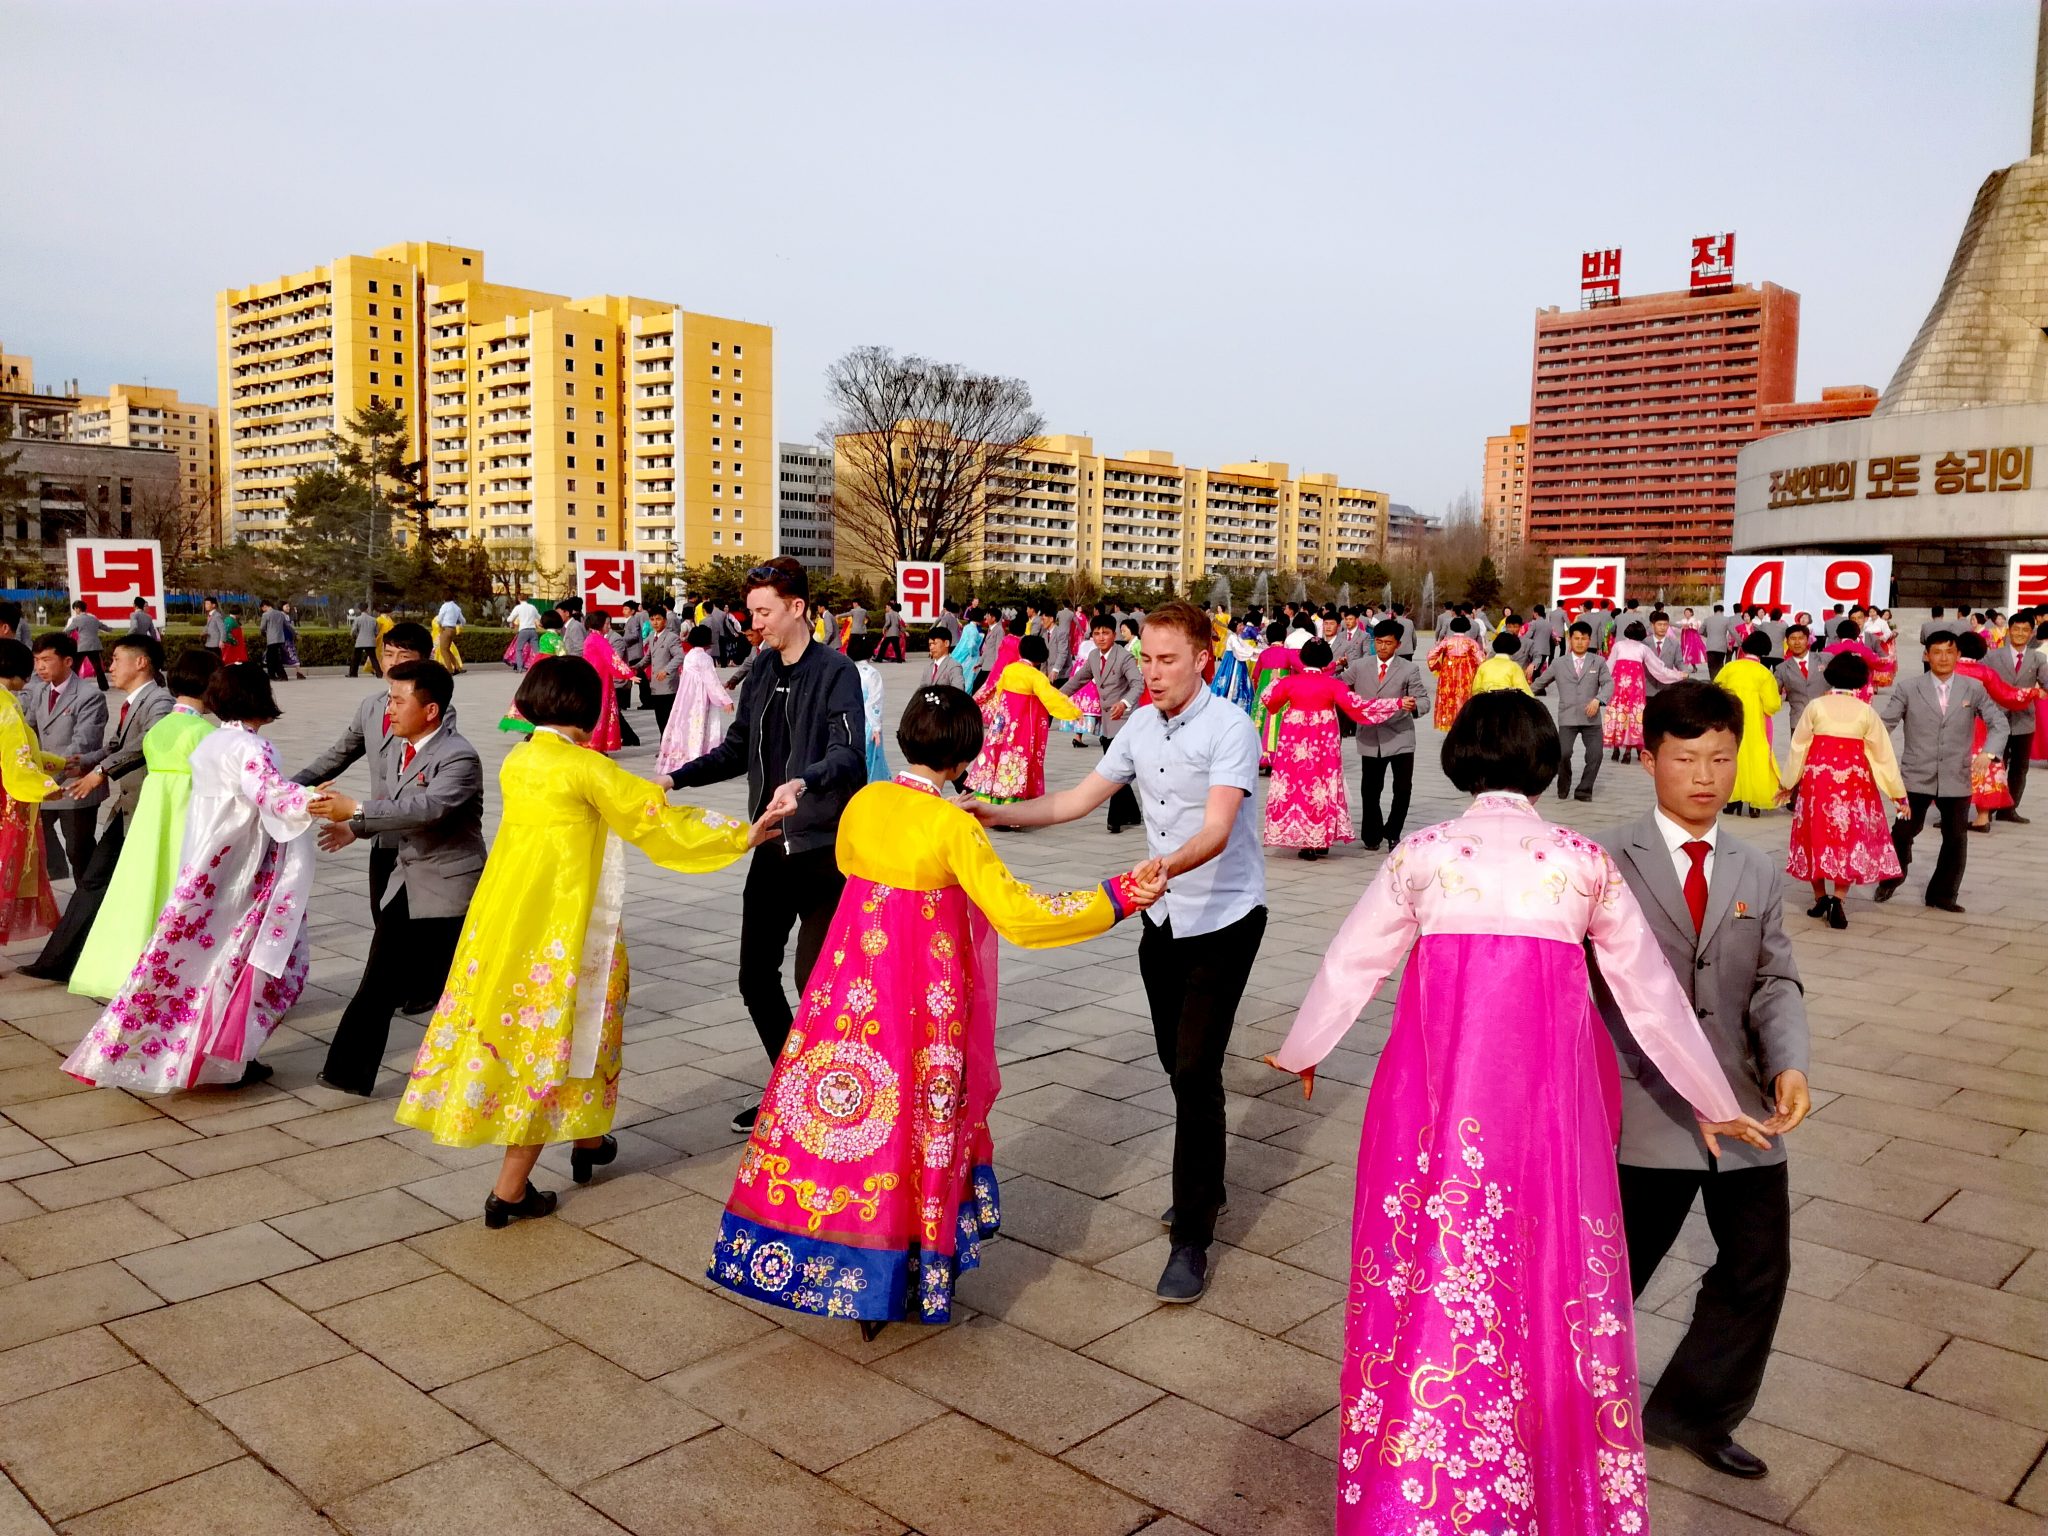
left=1272, top=792, right=1743, bottom=1123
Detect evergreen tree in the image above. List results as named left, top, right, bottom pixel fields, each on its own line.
left=1466, top=555, right=1504, bottom=610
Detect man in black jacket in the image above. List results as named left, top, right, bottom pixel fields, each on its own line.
left=663, top=557, right=866, bottom=1133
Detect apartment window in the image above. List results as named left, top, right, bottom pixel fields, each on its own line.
left=564, top=359, right=575, bottom=373
left=733, top=392, right=742, bottom=404
left=712, top=530, right=722, bottom=544
left=392, top=305, right=402, bottom=319
left=711, top=366, right=721, bottom=378
left=567, top=479, right=577, bottom=492
left=711, top=390, right=721, bottom=402
left=393, top=351, right=402, bottom=364
left=712, top=508, right=721, bottom=521
left=370, top=349, right=380, bottom=362
left=566, top=383, right=575, bottom=396
left=733, top=416, right=742, bottom=428
left=568, top=526, right=576, bottom=539
left=712, top=485, right=721, bottom=497
left=593, top=338, right=603, bottom=352
left=394, top=374, right=404, bottom=388
left=597, top=482, right=604, bottom=494
left=711, top=341, right=720, bottom=353
left=595, top=434, right=604, bottom=447
left=597, top=529, right=606, bottom=542
left=711, top=414, right=720, bottom=426
left=733, top=369, right=742, bottom=381
left=369, top=280, right=380, bottom=294
left=370, top=326, right=380, bottom=339
left=711, top=461, right=721, bottom=472
left=595, top=388, right=603, bottom=400
left=733, top=486, right=742, bottom=499
left=566, top=431, right=576, bottom=445
left=732, top=343, right=743, bottom=357
left=596, top=410, right=605, bottom=423
left=565, top=334, right=575, bottom=346
left=369, top=303, right=379, bottom=316
left=733, top=531, right=743, bottom=545
left=594, top=363, right=604, bottom=377
left=566, top=408, right=576, bottom=422
left=567, top=457, right=577, bottom=470
left=370, top=372, right=380, bottom=384
left=595, top=458, right=604, bottom=471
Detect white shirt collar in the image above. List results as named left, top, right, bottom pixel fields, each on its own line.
left=397, top=726, right=441, bottom=758
left=1652, top=806, right=1718, bottom=855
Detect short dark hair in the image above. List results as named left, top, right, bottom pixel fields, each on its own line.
left=1449, top=616, right=1471, bottom=633
left=540, top=610, right=565, bottom=631
left=847, top=633, right=877, bottom=662
left=1300, top=637, right=1333, bottom=668
left=1823, top=651, right=1869, bottom=690
left=1372, top=619, right=1402, bottom=639
left=514, top=655, right=603, bottom=731
left=32, top=631, right=76, bottom=660
left=744, top=556, right=809, bottom=606
left=1649, top=611, right=1670, bottom=624
left=1924, top=629, right=1960, bottom=651
left=1644, top=679, right=1744, bottom=753
left=109, top=633, right=163, bottom=673
left=1568, top=620, right=1593, bottom=637
left=896, top=683, right=983, bottom=769
left=1833, top=619, right=1860, bottom=643
left=1784, top=623, right=1809, bottom=640
left=0, top=639, right=31, bottom=681
left=1265, top=620, right=1289, bottom=643
left=1017, top=633, right=1048, bottom=666
left=1929, top=605, right=1945, bottom=617
left=924, top=627, right=952, bottom=648
left=1440, top=691, right=1558, bottom=797
left=384, top=621, right=432, bottom=655
left=1956, top=630, right=1988, bottom=660
left=1090, top=615, right=1117, bottom=636
left=1492, top=632, right=1521, bottom=655
left=206, top=663, right=282, bottom=724
left=167, top=648, right=221, bottom=699
left=1741, top=631, right=1773, bottom=657
left=387, top=659, right=454, bottom=718
left=1622, top=621, right=1646, bottom=642
left=687, top=624, right=714, bottom=649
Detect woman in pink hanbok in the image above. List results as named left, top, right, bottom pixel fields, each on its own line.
left=1266, top=693, right=1767, bottom=1536
left=63, top=665, right=319, bottom=1093
left=971, top=617, right=1024, bottom=706
left=655, top=624, right=736, bottom=774
left=581, top=610, right=640, bottom=754
left=965, top=634, right=1080, bottom=802
left=1678, top=608, right=1708, bottom=671
left=1263, top=638, right=1413, bottom=859
left=1820, top=620, right=1885, bottom=703
left=711, top=687, right=1161, bottom=1336
left=1604, top=621, right=1687, bottom=761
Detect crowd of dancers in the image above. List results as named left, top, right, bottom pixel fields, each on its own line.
left=0, top=563, right=2039, bottom=1535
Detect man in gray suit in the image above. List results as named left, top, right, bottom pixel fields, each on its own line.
left=1701, top=604, right=1732, bottom=674
left=1916, top=606, right=1950, bottom=659
left=64, top=602, right=107, bottom=690
left=1755, top=608, right=1787, bottom=662
left=20, top=635, right=174, bottom=981
left=645, top=609, right=685, bottom=735
left=1773, top=624, right=1824, bottom=726
left=1877, top=630, right=2008, bottom=912
left=1531, top=620, right=1612, bottom=801
left=309, top=661, right=486, bottom=1096
left=1984, top=609, right=2045, bottom=821
left=1049, top=603, right=1075, bottom=682
left=921, top=627, right=967, bottom=692
left=126, top=599, right=159, bottom=641
left=202, top=597, right=226, bottom=657
left=1595, top=680, right=1807, bottom=1482
left=1391, top=603, right=1417, bottom=661
left=1062, top=615, right=1143, bottom=831
left=1341, top=619, right=1428, bottom=847
left=1646, top=611, right=1685, bottom=691
left=25, top=632, right=109, bottom=879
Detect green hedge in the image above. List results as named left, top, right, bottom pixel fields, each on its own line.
left=159, top=627, right=520, bottom=667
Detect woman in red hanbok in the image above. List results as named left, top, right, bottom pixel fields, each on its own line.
left=1263, top=638, right=1413, bottom=858
left=1782, top=652, right=1906, bottom=928
left=1604, top=622, right=1688, bottom=761
left=965, top=635, right=1079, bottom=802
left=1865, top=609, right=1899, bottom=689
left=0, top=640, right=63, bottom=948
left=712, top=687, right=1160, bottom=1334
left=1425, top=617, right=1486, bottom=731
left=581, top=610, right=639, bottom=754
left=1954, top=631, right=2040, bottom=829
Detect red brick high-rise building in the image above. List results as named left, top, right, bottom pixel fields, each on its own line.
left=1524, top=283, right=1801, bottom=592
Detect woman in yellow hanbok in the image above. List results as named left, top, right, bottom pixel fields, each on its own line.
left=1713, top=631, right=1784, bottom=816
left=395, top=655, right=776, bottom=1228
left=0, top=639, right=63, bottom=946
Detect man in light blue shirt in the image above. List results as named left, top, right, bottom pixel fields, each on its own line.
left=975, top=600, right=1267, bottom=1304
left=434, top=598, right=466, bottom=674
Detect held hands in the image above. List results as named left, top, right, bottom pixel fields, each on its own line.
left=64, top=770, right=104, bottom=801
left=1109, top=700, right=1130, bottom=722
left=744, top=809, right=784, bottom=849
left=1697, top=1113, right=1774, bottom=1159
left=1584, top=701, right=1600, bottom=719
left=763, top=777, right=807, bottom=821
left=1399, top=698, right=1419, bottom=714
left=1260, top=1054, right=1315, bottom=1102
left=1122, top=858, right=1168, bottom=912
left=306, top=791, right=360, bottom=823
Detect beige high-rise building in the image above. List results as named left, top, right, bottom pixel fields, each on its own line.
left=65, top=386, right=219, bottom=545
left=1481, top=423, right=1528, bottom=557
left=219, top=242, right=770, bottom=582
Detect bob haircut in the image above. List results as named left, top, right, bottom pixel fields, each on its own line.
left=1299, top=637, right=1333, bottom=668
left=687, top=624, right=715, bottom=649
left=1956, top=630, right=1988, bottom=660
left=514, top=655, right=604, bottom=732
left=1440, top=690, right=1558, bottom=798
left=1740, top=631, right=1774, bottom=657
left=896, top=684, right=983, bottom=769
left=0, top=638, right=32, bottom=681
left=847, top=633, right=877, bottom=662
left=205, top=663, right=282, bottom=724
left=1492, top=631, right=1522, bottom=655
left=1643, top=679, right=1745, bottom=753
left=1622, top=621, right=1646, bottom=642
left=166, top=648, right=221, bottom=699
left=1017, top=633, right=1048, bottom=665
left=1448, top=616, right=1471, bottom=633
left=1823, top=650, right=1870, bottom=691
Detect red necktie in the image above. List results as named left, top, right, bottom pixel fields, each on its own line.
left=1799, top=658, right=1808, bottom=678
left=1378, top=661, right=1388, bottom=683
left=116, top=701, right=129, bottom=734
left=381, top=709, right=391, bottom=736
left=401, top=742, right=416, bottom=774
left=1683, top=841, right=1710, bottom=935
left=46, top=688, right=57, bottom=718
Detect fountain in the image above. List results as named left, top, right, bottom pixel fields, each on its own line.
left=1381, top=581, right=1393, bottom=611
left=1249, top=572, right=1269, bottom=610
left=1208, top=573, right=1231, bottom=612
left=1288, top=574, right=1308, bottom=604
left=1337, top=583, right=1352, bottom=607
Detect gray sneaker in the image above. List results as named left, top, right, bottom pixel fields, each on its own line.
left=1157, top=1244, right=1209, bottom=1303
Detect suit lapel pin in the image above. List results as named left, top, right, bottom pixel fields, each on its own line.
left=1733, top=901, right=1748, bottom=917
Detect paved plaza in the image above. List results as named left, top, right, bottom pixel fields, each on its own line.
left=0, top=660, right=2043, bottom=1536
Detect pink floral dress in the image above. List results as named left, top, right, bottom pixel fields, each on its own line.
left=1261, top=670, right=1406, bottom=849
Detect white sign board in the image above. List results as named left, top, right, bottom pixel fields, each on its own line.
left=66, top=539, right=165, bottom=626
left=1549, top=557, right=1626, bottom=620
left=1722, top=555, right=1892, bottom=619
left=894, top=561, right=946, bottom=625
left=574, top=551, right=641, bottom=613
left=2010, top=553, right=2048, bottom=612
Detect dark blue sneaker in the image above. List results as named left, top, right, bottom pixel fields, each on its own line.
left=1157, top=1244, right=1209, bottom=1303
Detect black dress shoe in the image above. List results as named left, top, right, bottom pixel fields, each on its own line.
left=1873, top=879, right=1900, bottom=903
left=1156, top=1244, right=1209, bottom=1303
left=730, top=1103, right=760, bottom=1135
left=235, top=1060, right=274, bottom=1087
left=1574, top=790, right=1593, bottom=803
left=315, top=1073, right=374, bottom=1098
left=1643, top=1426, right=1768, bottom=1479
left=570, top=1134, right=618, bottom=1185
left=483, top=1181, right=557, bottom=1229
left=1995, top=811, right=2031, bottom=825
left=1928, top=898, right=1967, bottom=914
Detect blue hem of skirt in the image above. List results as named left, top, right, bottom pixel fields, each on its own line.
left=707, top=1165, right=1001, bottom=1323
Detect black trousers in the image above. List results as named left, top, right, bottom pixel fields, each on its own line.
left=368, top=843, right=398, bottom=918
left=1138, top=906, right=1267, bottom=1250
left=324, top=887, right=464, bottom=1094
left=1620, top=1160, right=1791, bottom=1441
left=1560, top=721, right=1603, bottom=795
left=265, top=642, right=289, bottom=680
left=29, top=816, right=122, bottom=979
left=1098, top=738, right=1141, bottom=830
left=43, top=807, right=96, bottom=884
left=739, top=844, right=847, bottom=1064
left=1358, top=752, right=1413, bottom=845
left=650, top=693, right=674, bottom=734
left=349, top=645, right=377, bottom=678
left=2004, top=733, right=2032, bottom=810
left=1706, top=650, right=1725, bottom=677
left=614, top=687, right=640, bottom=747
left=82, top=652, right=107, bottom=690
left=1891, top=791, right=1970, bottom=905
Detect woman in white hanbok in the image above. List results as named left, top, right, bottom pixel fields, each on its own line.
left=63, top=665, right=318, bottom=1093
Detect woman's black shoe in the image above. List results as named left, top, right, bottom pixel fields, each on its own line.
left=484, top=1181, right=557, bottom=1229
left=1827, top=897, right=1848, bottom=931
left=1806, top=896, right=1832, bottom=918
left=858, top=1319, right=889, bottom=1343
left=570, top=1135, right=618, bottom=1185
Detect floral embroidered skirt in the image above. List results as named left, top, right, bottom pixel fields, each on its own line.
left=1264, top=711, right=1354, bottom=849
left=1786, top=736, right=1905, bottom=885
left=0, top=799, right=57, bottom=946
left=1602, top=665, right=1647, bottom=750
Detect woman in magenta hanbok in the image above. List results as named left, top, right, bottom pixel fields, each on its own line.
left=1263, top=638, right=1412, bottom=859
left=711, top=687, right=1160, bottom=1335
left=1266, top=693, right=1766, bottom=1536
left=1820, top=620, right=1886, bottom=702
left=1603, top=621, right=1687, bottom=761
left=581, top=610, right=639, bottom=754
left=1677, top=608, right=1707, bottom=671
left=965, top=634, right=1080, bottom=802
left=971, top=617, right=1024, bottom=705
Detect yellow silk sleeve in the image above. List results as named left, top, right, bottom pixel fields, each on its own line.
left=1025, top=665, right=1083, bottom=721
left=0, top=696, right=59, bottom=805
left=591, top=754, right=750, bottom=874
left=939, top=808, right=1121, bottom=949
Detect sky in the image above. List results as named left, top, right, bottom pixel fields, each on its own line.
left=3, top=0, right=2037, bottom=520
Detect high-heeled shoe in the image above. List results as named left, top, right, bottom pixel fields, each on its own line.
left=859, top=1319, right=889, bottom=1343
left=570, top=1135, right=618, bottom=1185
left=483, top=1181, right=558, bottom=1229
left=1806, top=896, right=1831, bottom=918
left=1826, top=897, right=1848, bottom=931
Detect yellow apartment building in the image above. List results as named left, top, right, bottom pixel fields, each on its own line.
left=1481, top=423, right=1528, bottom=557
left=219, top=242, right=769, bottom=580
left=64, top=385, right=219, bottom=542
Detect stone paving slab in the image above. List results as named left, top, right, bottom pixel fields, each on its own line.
left=0, top=663, right=2041, bottom=1532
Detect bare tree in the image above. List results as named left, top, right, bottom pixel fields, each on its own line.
left=821, top=346, right=1045, bottom=574
left=128, top=480, right=218, bottom=590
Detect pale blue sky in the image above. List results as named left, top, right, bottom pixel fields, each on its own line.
left=3, top=0, right=2035, bottom=517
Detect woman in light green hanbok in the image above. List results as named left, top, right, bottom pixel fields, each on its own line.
left=68, top=651, right=220, bottom=1000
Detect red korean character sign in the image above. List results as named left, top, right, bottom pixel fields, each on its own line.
left=1723, top=555, right=1804, bottom=615
left=1816, top=555, right=1890, bottom=614
left=1550, top=557, right=1625, bottom=621
left=574, top=551, right=641, bottom=612
left=894, top=561, right=946, bottom=625
left=2009, top=554, right=2048, bottom=612
left=1689, top=231, right=1736, bottom=294
left=1580, top=247, right=1622, bottom=305
left=67, top=539, right=165, bottom=626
